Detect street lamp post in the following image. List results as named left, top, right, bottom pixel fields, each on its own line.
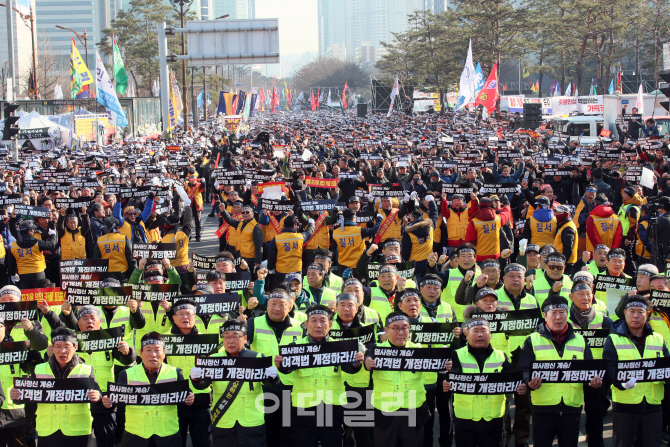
left=0, top=1, right=37, bottom=98
left=169, top=0, right=194, bottom=131
left=55, top=25, right=88, bottom=69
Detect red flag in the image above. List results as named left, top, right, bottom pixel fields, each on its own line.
left=259, top=87, right=266, bottom=111
left=342, top=82, right=349, bottom=109
left=272, top=77, right=277, bottom=112
left=317, top=88, right=320, bottom=108
left=311, top=91, right=316, bottom=111
left=476, top=63, right=499, bottom=114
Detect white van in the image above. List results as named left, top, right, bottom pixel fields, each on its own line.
left=551, top=115, right=610, bottom=145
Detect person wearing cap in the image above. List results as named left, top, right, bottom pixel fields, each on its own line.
left=11, top=327, right=102, bottom=447
left=530, top=252, right=573, bottom=308
left=43, top=304, right=136, bottom=447
left=364, top=312, right=438, bottom=447
left=332, top=208, right=382, bottom=276
left=635, top=204, right=654, bottom=265
left=523, top=195, right=558, bottom=250
left=574, top=184, right=598, bottom=255
left=56, top=206, right=90, bottom=261
left=164, top=299, right=214, bottom=447
left=184, top=174, right=206, bottom=242
left=520, top=295, right=601, bottom=447
left=112, top=195, right=154, bottom=245
left=190, top=319, right=278, bottom=447
left=585, top=193, right=622, bottom=253
left=444, top=316, right=526, bottom=447
left=309, top=248, right=343, bottom=293
left=522, top=183, right=559, bottom=220
left=402, top=197, right=438, bottom=282
left=518, top=243, right=542, bottom=272
left=440, top=192, right=479, bottom=253
left=160, top=207, right=193, bottom=285
left=465, top=197, right=511, bottom=262
left=267, top=214, right=315, bottom=286
left=603, top=295, right=670, bottom=446
left=94, top=216, right=134, bottom=280
left=101, top=332, right=195, bottom=447
left=552, top=204, right=577, bottom=272
left=593, top=248, right=632, bottom=308
left=275, top=304, right=363, bottom=447
left=246, top=288, right=303, bottom=447
left=397, top=287, right=458, bottom=447
left=303, top=264, right=338, bottom=310
left=7, top=217, right=58, bottom=289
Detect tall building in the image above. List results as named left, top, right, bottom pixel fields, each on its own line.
left=0, top=0, right=36, bottom=98
left=36, top=0, right=123, bottom=70
left=213, top=0, right=255, bottom=20
left=317, top=0, right=346, bottom=59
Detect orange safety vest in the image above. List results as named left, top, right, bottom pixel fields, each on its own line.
left=97, top=233, right=128, bottom=273
left=408, top=224, right=433, bottom=262
left=305, top=213, right=331, bottom=250
left=239, top=219, right=259, bottom=259
left=446, top=210, right=470, bottom=245
left=471, top=216, right=501, bottom=257
left=10, top=241, right=45, bottom=275
left=587, top=215, right=619, bottom=251
left=554, top=220, right=578, bottom=264
left=162, top=231, right=189, bottom=267
left=636, top=220, right=652, bottom=258
left=274, top=232, right=304, bottom=274
left=379, top=208, right=402, bottom=242
left=332, top=225, right=365, bottom=269
left=529, top=215, right=558, bottom=247
left=60, top=230, right=87, bottom=260
left=263, top=215, right=286, bottom=243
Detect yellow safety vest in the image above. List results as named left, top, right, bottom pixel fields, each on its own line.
left=446, top=210, right=470, bottom=246
left=587, top=215, right=619, bottom=252
left=0, top=330, right=29, bottom=410
left=471, top=216, right=501, bottom=257
left=371, top=340, right=426, bottom=411
left=570, top=312, right=605, bottom=359
left=97, top=233, right=128, bottom=273
left=274, top=232, right=304, bottom=274
left=453, top=346, right=507, bottom=421
left=263, top=215, right=286, bottom=243
left=408, top=223, right=433, bottom=262
left=162, top=231, right=189, bottom=267
left=379, top=208, right=402, bottom=242
left=530, top=215, right=558, bottom=247
left=239, top=219, right=259, bottom=259
left=554, top=220, right=578, bottom=264
left=610, top=332, right=665, bottom=405
left=305, top=213, right=330, bottom=250
left=332, top=225, right=365, bottom=269
left=249, top=316, right=303, bottom=360
left=60, top=230, right=86, bottom=260
left=10, top=241, right=45, bottom=275
left=119, top=220, right=147, bottom=244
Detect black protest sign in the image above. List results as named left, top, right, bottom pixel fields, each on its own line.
left=482, top=184, right=518, bottom=195
left=360, top=153, right=382, bottom=161
left=410, top=322, right=456, bottom=346
left=448, top=370, right=523, bottom=395
left=66, top=286, right=133, bottom=306
left=651, top=290, right=670, bottom=314
left=367, top=261, right=415, bottom=281
left=191, top=293, right=239, bottom=315
left=530, top=359, right=607, bottom=383
left=533, top=156, right=562, bottom=166
left=369, top=184, right=405, bottom=198
left=0, top=341, right=30, bottom=365
left=244, top=169, right=275, bottom=183
left=192, top=253, right=217, bottom=270
left=338, top=172, right=361, bottom=180
left=330, top=325, right=375, bottom=345
left=625, top=166, right=644, bottom=183
left=262, top=199, right=294, bottom=212
left=543, top=169, right=572, bottom=177
left=616, top=357, right=670, bottom=383
left=77, top=326, right=125, bottom=352
left=13, top=205, right=50, bottom=218
left=442, top=185, right=473, bottom=195
left=195, top=272, right=208, bottom=284
left=373, top=346, right=450, bottom=371
left=59, top=259, right=109, bottom=273
left=431, top=160, right=458, bottom=170
left=13, top=377, right=95, bottom=403
left=596, top=148, right=620, bottom=159
left=131, top=243, right=177, bottom=260
left=300, top=200, right=336, bottom=212
left=54, top=196, right=90, bottom=211
left=0, top=301, right=38, bottom=322
left=593, top=275, right=634, bottom=292
left=354, top=211, right=376, bottom=225
left=279, top=340, right=358, bottom=369
left=106, top=380, right=191, bottom=405
left=574, top=328, right=610, bottom=350
left=217, top=175, right=247, bottom=186
left=130, top=283, right=180, bottom=302
left=0, top=194, right=23, bottom=206
left=477, top=309, right=542, bottom=336
left=195, top=356, right=272, bottom=381
left=60, top=272, right=120, bottom=290
left=225, top=272, right=251, bottom=292
left=164, top=334, right=219, bottom=356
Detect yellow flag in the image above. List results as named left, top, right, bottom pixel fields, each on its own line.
left=167, top=69, right=180, bottom=130
left=71, top=39, right=93, bottom=86
left=522, top=65, right=530, bottom=78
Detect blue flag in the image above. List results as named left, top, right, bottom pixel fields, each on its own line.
left=474, top=62, right=485, bottom=97
left=608, top=80, right=614, bottom=94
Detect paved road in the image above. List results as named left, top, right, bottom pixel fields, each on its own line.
left=180, top=216, right=616, bottom=447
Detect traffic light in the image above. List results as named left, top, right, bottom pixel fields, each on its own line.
left=660, top=73, right=670, bottom=113
left=1, top=103, right=20, bottom=141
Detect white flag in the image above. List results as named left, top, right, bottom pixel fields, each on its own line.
left=53, top=84, right=63, bottom=100
left=456, top=40, right=476, bottom=110
left=388, top=75, right=399, bottom=117
left=636, top=84, right=644, bottom=116
left=127, top=78, right=136, bottom=98
left=327, top=89, right=332, bottom=106
left=564, top=83, right=572, bottom=96
left=95, top=50, right=128, bottom=127
left=151, top=78, right=160, bottom=97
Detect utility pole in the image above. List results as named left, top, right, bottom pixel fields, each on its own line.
left=203, top=66, right=206, bottom=122
left=5, top=0, right=16, bottom=100
left=169, top=0, right=194, bottom=131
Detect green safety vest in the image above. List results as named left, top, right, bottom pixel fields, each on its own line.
left=124, top=363, right=180, bottom=438
left=411, top=315, right=444, bottom=385
left=210, top=350, right=266, bottom=428
left=0, top=329, right=29, bottom=411
left=303, top=273, right=344, bottom=294
left=453, top=346, right=507, bottom=421
left=331, top=318, right=377, bottom=388
left=249, top=315, right=303, bottom=360
left=617, top=204, right=640, bottom=237
left=529, top=331, right=586, bottom=407
left=419, top=300, right=455, bottom=322
left=587, top=261, right=604, bottom=277
left=495, top=290, right=539, bottom=352
left=285, top=336, right=348, bottom=408
left=594, top=272, right=632, bottom=308
left=570, top=312, right=605, bottom=359
left=165, top=326, right=210, bottom=396
left=304, top=285, right=338, bottom=308
left=369, top=286, right=395, bottom=323
left=532, top=273, right=572, bottom=308
left=77, top=350, right=115, bottom=393
left=649, top=312, right=670, bottom=344
left=441, top=267, right=480, bottom=321
left=371, top=340, right=426, bottom=412
left=610, top=332, right=665, bottom=405
left=34, top=361, right=93, bottom=437
left=95, top=306, right=134, bottom=365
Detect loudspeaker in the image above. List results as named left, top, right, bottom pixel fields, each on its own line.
left=523, top=103, right=542, bottom=129
left=357, top=103, right=367, bottom=118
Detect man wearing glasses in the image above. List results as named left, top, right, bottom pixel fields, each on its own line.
left=219, top=205, right=263, bottom=271
left=520, top=295, right=602, bottom=447
left=530, top=252, right=572, bottom=308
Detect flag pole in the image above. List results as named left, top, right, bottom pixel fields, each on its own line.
left=518, top=59, right=521, bottom=95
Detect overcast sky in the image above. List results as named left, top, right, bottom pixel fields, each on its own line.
left=255, top=0, right=318, bottom=56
